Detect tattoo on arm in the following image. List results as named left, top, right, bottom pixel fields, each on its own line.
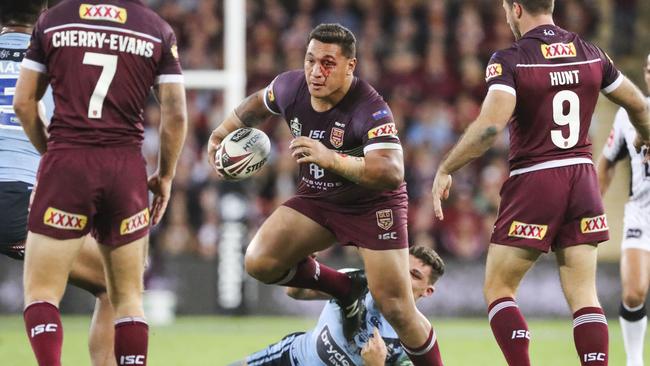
left=235, top=93, right=267, bottom=127
left=480, top=126, right=498, bottom=143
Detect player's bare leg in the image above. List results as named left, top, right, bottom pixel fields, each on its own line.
left=557, top=244, right=608, bottom=366
left=619, top=248, right=650, bottom=366
left=23, top=232, right=86, bottom=366
left=483, top=244, right=540, bottom=366
left=245, top=206, right=362, bottom=305
left=99, top=236, right=148, bottom=366
left=361, top=247, right=442, bottom=366
left=68, top=236, right=116, bottom=366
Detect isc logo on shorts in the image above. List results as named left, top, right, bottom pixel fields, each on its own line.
left=79, top=4, right=127, bottom=23
left=581, top=214, right=608, bottom=234
left=541, top=42, right=576, bottom=59
left=43, top=207, right=88, bottom=231
left=120, top=209, right=150, bottom=235
left=508, top=221, right=548, bottom=240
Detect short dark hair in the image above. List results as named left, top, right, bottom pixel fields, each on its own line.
left=409, top=245, right=445, bottom=284
left=0, top=0, right=46, bottom=25
left=308, top=23, right=356, bottom=59
left=505, top=0, right=554, bottom=15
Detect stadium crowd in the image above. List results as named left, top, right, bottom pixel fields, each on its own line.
left=142, top=0, right=610, bottom=264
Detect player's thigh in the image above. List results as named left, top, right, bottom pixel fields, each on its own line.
left=360, top=247, right=414, bottom=306
left=556, top=244, right=600, bottom=311
left=98, top=236, right=147, bottom=316
left=484, top=243, right=541, bottom=302
left=621, top=248, right=650, bottom=304
left=23, top=232, right=85, bottom=305
left=68, top=235, right=107, bottom=296
left=247, top=205, right=335, bottom=266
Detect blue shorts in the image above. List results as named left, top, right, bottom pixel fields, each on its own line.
left=245, top=332, right=303, bottom=366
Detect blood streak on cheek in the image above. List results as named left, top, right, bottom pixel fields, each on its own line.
left=320, top=64, right=331, bottom=79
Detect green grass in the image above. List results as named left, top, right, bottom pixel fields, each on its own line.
left=0, top=315, right=645, bottom=365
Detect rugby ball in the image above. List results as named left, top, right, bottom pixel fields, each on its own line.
left=215, top=128, right=271, bottom=180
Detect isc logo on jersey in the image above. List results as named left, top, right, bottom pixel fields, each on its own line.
left=43, top=207, right=88, bottom=231
left=367, top=123, right=397, bottom=139
left=508, top=221, right=548, bottom=240
left=580, top=214, right=608, bottom=234
left=120, top=209, right=150, bottom=235
left=485, top=63, right=502, bottom=81
left=79, top=4, right=127, bottom=24
left=541, top=42, right=576, bottom=59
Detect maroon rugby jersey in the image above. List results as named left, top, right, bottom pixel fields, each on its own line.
left=264, top=70, right=407, bottom=206
left=22, top=0, right=183, bottom=149
left=485, top=24, right=622, bottom=172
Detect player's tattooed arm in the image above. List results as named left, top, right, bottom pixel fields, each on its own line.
left=332, top=150, right=404, bottom=190
left=13, top=68, right=49, bottom=154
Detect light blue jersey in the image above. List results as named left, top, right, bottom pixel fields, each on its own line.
left=289, top=293, right=411, bottom=366
left=0, top=32, right=53, bottom=185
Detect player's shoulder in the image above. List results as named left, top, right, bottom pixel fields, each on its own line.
left=274, top=69, right=306, bottom=89
left=348, top=78, right=389, bottom=117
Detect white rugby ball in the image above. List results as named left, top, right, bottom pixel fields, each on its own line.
left=215, top=128, right=271, bottom=180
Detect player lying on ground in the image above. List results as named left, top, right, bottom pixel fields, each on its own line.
left=431, top=1, right=650, bottom=365
left=597, top=52, right=650, bottom=366
left=228, top=245, right=444, bottom=366
left=208, top=23, right=443, bottom=365
left=0, top=1, right=115, bottom=364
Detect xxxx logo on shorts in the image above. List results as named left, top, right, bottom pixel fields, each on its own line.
left=580, top=214, right=608, bottom=234
left=120, top=209, right=150, bottom=235
left=367, top=123, right=398, bottom=139
left=508, top=220, right=548, bottom=240
left=79, top=4, right=127, bottom=23
left=541, top=42, right=576, bottom=59
left=330, top=127, right=344, bottom=148
left=43, top=207, right=87, bottom=231
left=485, top=63, right=502, bottom=81
left=376, top=209, right=394, bottom=231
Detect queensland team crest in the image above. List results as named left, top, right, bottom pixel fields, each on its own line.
left=376, top=209, right=394, bottom=231
left=290, top=117, right=302, bottom=137
left=330, top=127, right=344, bottom=148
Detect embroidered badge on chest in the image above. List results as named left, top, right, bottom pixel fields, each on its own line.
left=330, top=127, right=344, bottom=148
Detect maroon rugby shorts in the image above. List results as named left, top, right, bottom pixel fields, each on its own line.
left=28, top=146, right=150, bottom=247
left=283, top=195, right=409, bottom=250
left=491, top=163, right=609, bottom=252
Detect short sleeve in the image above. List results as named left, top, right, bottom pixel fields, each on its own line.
left=262, top=70, right=301, bottom=116
left=155, top=24, right=183, bottom=84
left=485, top=49, right=517, bottom=97
left=602, top=108, right=628, bottom=162
left=360, top=102, right=402, bottom=155
left=598, top=48, right=623, bottom=94
left=22, top=14, right=48, bottom=73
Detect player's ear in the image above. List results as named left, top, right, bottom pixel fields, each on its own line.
left=347, top=58, right=357, bottom=76
left=514, top=2, right=523, bottom=18
left=424, top=285, right=435, bottom=298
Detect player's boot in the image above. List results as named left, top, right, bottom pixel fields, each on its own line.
left=336, top=270, right=368, bottom=341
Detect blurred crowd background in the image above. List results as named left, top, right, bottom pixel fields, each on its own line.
left=138, top=0, right=648, bottom=274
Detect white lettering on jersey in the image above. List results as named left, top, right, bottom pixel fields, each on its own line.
left=52, top=30, right=154, bottom=58
left=549, top=70, right=580, bottom=86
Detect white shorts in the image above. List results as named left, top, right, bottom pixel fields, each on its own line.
left=621, top=203, right=650, bottom=251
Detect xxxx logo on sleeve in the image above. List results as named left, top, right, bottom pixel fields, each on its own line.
left=79, top=4, right=127, bottom=23
left=541, top=42, right=576, bottom=59
left=43, top=207, right=87, bottom=231
left=485, top=63, right=502, bottom=81
left=367, top=122, right=398, bottom=139
left=120, top=209, right=150, bottom=235
left=508, top=221, right=548, bottom=240
left=581, top=214, right=608, bottom=234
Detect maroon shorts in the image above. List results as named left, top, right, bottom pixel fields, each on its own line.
left=283, top=195, right=409, bottom=250
left=28, top=147, right=150, bottom=247
left=491, top=163, right=609, bottom=252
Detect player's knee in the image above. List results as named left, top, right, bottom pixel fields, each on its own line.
left=483, top=277, right=515, bottom=304
left=244, top=252, right=282, bottom=283
left=371, top=289, right=412, bottom=328
left=623, top=287, right=647, bottom=308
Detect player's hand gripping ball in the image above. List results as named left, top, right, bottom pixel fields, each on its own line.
left=215, top=128, right=271, bottom=180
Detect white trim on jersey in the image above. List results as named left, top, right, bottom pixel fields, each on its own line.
left=602, top=73, right=624, bottom=94
left=262, top=86, right=281, bottom=115
left=488, top=84, right=516, bottom=97
left=44, top=23, right=162, bottom=43
left=509, top=157, right=593, bottom=177
left=363, top=142, right=402, bottom=154
left=155, top=74, right=184, bottom=84
left=21, top=59, right=47, bottom=73
left=515, top=58, right=601, bottom=68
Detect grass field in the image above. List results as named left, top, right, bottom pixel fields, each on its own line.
left=0, top=315, right=644, bottom=365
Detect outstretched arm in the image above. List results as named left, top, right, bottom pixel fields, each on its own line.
left=14, top=68, right=49, bottom=154
left=605, top=77, right=650, bottom=143
left=432, top=89, right=516, bottom=220
left=596, top=155, right=618, bottom=196
left=207, top=90, right=272, bottom=167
